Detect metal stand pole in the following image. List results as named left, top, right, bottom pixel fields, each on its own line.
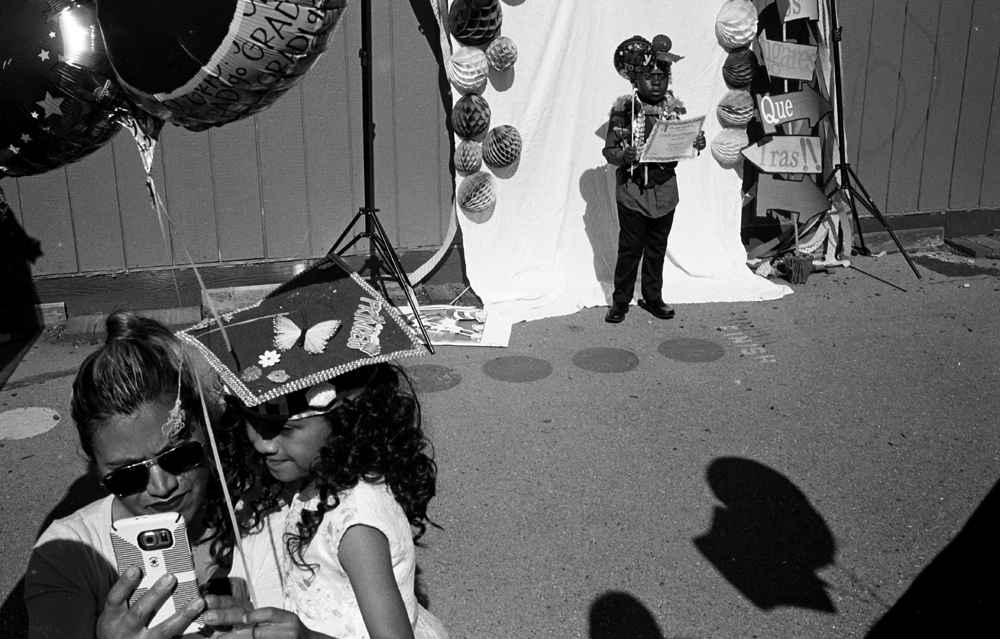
left=328, top=0, right=435, bottom=352
left=821, top=0, right=921, bottom=279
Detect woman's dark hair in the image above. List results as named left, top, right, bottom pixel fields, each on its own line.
left=71, top=311, right=199, bottom=459
left=71, top=310, right=232, bottom=564
left=218, top=362, right=438, bottom=572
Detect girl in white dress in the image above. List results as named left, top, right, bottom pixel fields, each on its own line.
left=218, top=363, right=448, bottom=639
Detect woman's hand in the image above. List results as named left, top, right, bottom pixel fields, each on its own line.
left=213, top=607, right=327, bottom=639
left=201, top=594, right=254, bottom=632
left=693, top=131, right=707, bottom=152
left=97, top=567, right=205, bottom=639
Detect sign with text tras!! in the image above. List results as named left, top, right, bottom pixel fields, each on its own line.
left=742, top=136, right=823, bottom=174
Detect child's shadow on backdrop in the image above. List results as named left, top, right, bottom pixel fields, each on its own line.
left=0, top=203, right=44, bottom=389
left=579, top=121, right=618, bottom=304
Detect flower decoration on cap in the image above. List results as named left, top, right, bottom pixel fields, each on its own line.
left=178, top=254, right=428, bottom=420
left=305, top=382, right=338, bottom=410
left=651, top=34, right=684, bottom=66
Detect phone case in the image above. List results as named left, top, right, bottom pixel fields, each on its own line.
left=110, top=512, right=204, bottom=632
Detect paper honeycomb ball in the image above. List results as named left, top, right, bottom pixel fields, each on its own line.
left=486, top=36, right=518, bottom=72
left=449, top=0, right=503, bottom=47
left=482, top=125, right=522, bottom=168
left=455, top=139, right=483, bottom=173
left=452, top=94, right=492, bottom=139
left=711, top=128, right=749, bottom=169
left=457, top=171, right=497, bottom=212
left=715, top=0, right=758, bottom=50
left=449, top=47, right=489, bottom=94
left=717, top=89, right=755, bottom=127
left=723, top=47, right=757, bottom=88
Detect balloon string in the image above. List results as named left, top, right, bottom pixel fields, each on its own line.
left=147, top=176, right=237, bottom=363
left=147, top=176, right=184, bottom=310
left=195, top=376, right=256, bottom=608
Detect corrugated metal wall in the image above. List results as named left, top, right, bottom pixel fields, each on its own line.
left=4, top=0, right=452, bottom=278
left=840, top=0, right=1000, bottom=216
left=7, top=1, right=1000, bottom=280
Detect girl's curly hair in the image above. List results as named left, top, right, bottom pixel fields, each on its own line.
left=213, top=363, right=438, bottom=572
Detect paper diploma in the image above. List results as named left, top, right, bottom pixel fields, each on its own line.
left=639, top=115, right=705, bottom=163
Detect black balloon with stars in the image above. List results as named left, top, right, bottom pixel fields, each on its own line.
left=0, top=0, right=123, bottom=179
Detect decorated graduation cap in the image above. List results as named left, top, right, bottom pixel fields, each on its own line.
left=178, top=254, right=429, bottom=420
left=651, top=34, right=684, bottom=66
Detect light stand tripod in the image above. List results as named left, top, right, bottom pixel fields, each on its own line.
left=820, top=0, right=921, bottom=279
left=328, top=0, right=435, bottom=352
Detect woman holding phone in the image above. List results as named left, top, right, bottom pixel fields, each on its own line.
left=24, top=311, right=271, bottom=639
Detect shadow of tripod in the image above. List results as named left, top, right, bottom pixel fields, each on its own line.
left=327, top=0, right=434, bottom=352
left=821, top=0, right=921, bottom=279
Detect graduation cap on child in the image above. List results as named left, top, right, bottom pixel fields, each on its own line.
left=178, top=253, right=429, bottom=420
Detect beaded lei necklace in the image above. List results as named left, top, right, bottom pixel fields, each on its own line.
left=623, top=90, right=685, bottom=180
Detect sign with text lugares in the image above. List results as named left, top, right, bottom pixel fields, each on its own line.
left=741, top=135, right=823, bottom=174
left=757, top=35, right=818, bottom=81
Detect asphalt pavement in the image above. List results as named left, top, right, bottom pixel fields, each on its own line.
left=2, top=249, right=999, bottom=638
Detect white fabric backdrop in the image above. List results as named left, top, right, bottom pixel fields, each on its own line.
left=437, top=0, right=792, bottom=323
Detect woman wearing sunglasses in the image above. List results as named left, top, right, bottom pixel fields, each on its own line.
left=24, top=311, right=266, bottom=639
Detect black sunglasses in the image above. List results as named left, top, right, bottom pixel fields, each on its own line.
left=101, top=441, right=205, bottom=496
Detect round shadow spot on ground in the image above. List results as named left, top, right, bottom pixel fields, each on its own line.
left=572, top=347, right=639, bottom=373
left=658, top=338, right=725, bottom=363
left=482, top=356, right=553, bottom=383
left=406, top=364, right=462, bottom=393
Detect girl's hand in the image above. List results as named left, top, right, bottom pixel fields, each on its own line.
left=214, top=608, right=326, bottom=639
left=622, top=146, right=639, bottom=164
left=98, top=568, right=206, bottom=639
left=201, top=594, right=254, bottom=630
left=693, top=131, right=707, bottom=152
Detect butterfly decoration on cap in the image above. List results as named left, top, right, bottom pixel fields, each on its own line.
left=273, top=316, right=341, bottom=354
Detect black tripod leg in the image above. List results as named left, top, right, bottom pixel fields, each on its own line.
left=328, top=211, right=366, bottom=256
left=845, top=166, right=922, bottom=279
left=368, top=232, right=436, bottom=354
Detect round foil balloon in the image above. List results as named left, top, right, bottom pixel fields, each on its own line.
left=715, top=0, right=758, bottom=50
left=455, top=140, right=483, bottom=173
left=486, top=36, right=518, bottom=72
left=449, top=0, right=503, bottom=47
left=452, top=94, right=491, bottom=140
left=96, top=0, right=348, bottom=132
left=449, top=47, right=489, bottom=95
left=482, top=125, right=522, bottom=168
left=717, top=89, right=755, bottom=127
left=0, top=0, right=122, bottom=179
left=711, top=128, right=749, bottom=169
left=457, top=171, right=496, bottom=212
left=614, top=35, right=654, bottom=83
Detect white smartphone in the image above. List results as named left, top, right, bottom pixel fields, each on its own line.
left=110, top=512, right=204, bottom=633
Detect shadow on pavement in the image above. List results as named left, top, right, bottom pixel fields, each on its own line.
left=865, top=476, right=1000, bottom=637
left=693, top=457, right=837, bottom=613
left=0, top=196, right=44, bottom=390
left=0, top=470, right=109, bottom=639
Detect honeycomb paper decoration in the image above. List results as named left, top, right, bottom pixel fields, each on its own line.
left=482, top=125, right=522, bottom=168
left=449, top=0, right=503, bottom=47
left=455, top=139, right=483, bottom=172
left=449, top=47, right=489, bottom=95
left=486, top=36, right=518, bottom=72
left=711, top=128, right=749, bottom=168
left=458, top=171, right=497, bottom=211
left=715, top=0, right=758, bottom=50
left=717, top=89, right=755, bottom=127
left=452, top=94, right=492, bottom=139
left=723, top=47, right=757, bottom=88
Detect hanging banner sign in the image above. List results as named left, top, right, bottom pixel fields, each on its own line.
left=757, top=84, right=832, bottom=130
left=757, top=173, right=830, bottom=216
left=777, top=0, right=819, bottom=22
left=742, top=135, right=823, bottom=174
left=757, top=35, right=818, bottom=81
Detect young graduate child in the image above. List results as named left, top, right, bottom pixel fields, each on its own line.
left=603, top=34, right=706, bottom=324
left=180, top=255, right=446, bottom=639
